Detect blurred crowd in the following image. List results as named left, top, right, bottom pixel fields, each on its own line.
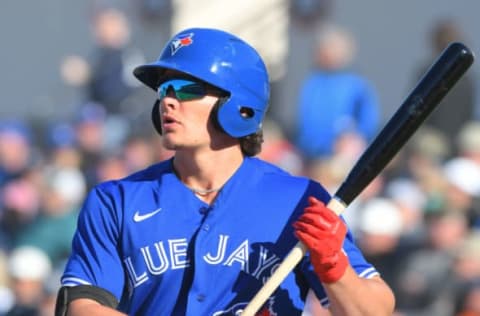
left=1, top=3, right=480, bottom=316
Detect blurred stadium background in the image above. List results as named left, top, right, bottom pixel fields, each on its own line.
left=1, top=0, right=479, bottom=122
left=1, top=1, right=480, bottom=315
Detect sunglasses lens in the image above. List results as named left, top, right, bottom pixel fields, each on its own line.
left=158, top=79, right=207, bottom=101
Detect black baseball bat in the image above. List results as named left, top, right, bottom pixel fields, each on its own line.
left=336, top=41, right=474, bottom=205
left=241, top=42, right=475, bottom=315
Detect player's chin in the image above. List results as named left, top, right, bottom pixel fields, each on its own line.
left=161, top=136, right=179, bottom=151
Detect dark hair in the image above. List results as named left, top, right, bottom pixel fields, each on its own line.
left=240, top=129, right=263, bottom=156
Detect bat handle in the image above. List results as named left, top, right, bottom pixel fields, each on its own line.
left=240, top=197, right=347, bottom=315
left=241, top=241, right=308, bottom=316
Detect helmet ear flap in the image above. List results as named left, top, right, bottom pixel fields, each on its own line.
left=151, top=99, right=162, bottom=135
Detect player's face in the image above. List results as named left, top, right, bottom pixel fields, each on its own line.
left=156, top=76, right=227, bottom=151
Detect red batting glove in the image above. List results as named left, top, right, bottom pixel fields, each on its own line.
left=293, top=196, right=349, bottom=284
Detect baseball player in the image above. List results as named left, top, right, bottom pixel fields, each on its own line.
left=55, top=28, right=394, bottom=315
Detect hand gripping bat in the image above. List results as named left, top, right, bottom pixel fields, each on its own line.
left=241, top=42, right=475, bottom=316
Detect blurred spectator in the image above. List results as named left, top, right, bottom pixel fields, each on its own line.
left=122, top=136, right=158, bottom=173
left=356, top=198, right=405, bottom=292
left=394, top=210, right=469, bottom=316
left=384, top=177, right=427, bottom=243
left=456, top=120, right=480, bottom=165
left=399, top=127, right=451, bottom=215
left=5, top=246, right=52, bottom=316
left=331, top=129, right=367, bottom=162
left=74, top=102, right=107, bottom=152
left=414, top=18, right=477, bottom=154
left=454, top=280, right=480, bottom=316
left=136, top=0, right=173, bottom=20
left=0, top=172, right=41, bottom=250
left=95, top=154, right=129, bottom=182
left=442, top=157, right=480, bottom=228
left=452, top=232, right=480, bottom=316
left=44, top=122, right=83, bottom=170
left=393, top=126, right=451, bottom=180
left=59, top=54, right=91, bottom=89
left=306, top=129, right=368, bottom=189
left=45, top=122, right=77, bottom=152
left=411, top=126, right=451, bottom=162
left=0, top=121, right=34, bottom=186
left=86, top=7, right=143, bottom=114
left=73, top=102, right=108, bottom=189
left=14, top=167, right=85, bottom=267
left=289, top=0, right=332, bottom=26
left=306, top=156, right=348, bottom=194
left=258, top=119, right=305, bottom=175
left=0, top=250, right=14, bottom=314
left=293, top=23, right=380, bottom=161
left=443, top=157, right=480, bottom=198
left=453, top=231, right=480, bottom=284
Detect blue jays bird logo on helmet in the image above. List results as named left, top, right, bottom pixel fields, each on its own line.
left=170, top=32, right=194, bottom=55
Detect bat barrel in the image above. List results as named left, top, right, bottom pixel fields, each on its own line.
left=335, top=42, right=474, bottom=205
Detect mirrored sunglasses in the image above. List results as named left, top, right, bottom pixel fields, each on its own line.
left=157, top=79, right=211, bottom=101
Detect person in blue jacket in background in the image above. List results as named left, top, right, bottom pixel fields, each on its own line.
left=295, top=24, right=380, bottom=161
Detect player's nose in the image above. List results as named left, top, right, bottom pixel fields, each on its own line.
left=161, top=95, right=179, bottom=111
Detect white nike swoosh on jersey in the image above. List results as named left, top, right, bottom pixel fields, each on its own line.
left=133, top=208, right=162, bottom=222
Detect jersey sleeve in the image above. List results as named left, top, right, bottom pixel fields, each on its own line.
left=61, top=184, right=125, bottom=301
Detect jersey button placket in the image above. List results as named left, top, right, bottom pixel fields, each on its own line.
left=199, top=206, right=209, bottom=215
left=199, top=206, right=212, bottom=232
left=193, top=206, right=213, bottom=307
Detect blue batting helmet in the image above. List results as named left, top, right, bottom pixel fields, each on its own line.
left=133, top=28, right=270, bottom=138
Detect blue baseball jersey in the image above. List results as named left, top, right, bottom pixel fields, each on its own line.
left=61, top=157, right=378, bottom=315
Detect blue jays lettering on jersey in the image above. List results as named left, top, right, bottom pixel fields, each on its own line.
left=61, top=157, right=378, bottom=315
